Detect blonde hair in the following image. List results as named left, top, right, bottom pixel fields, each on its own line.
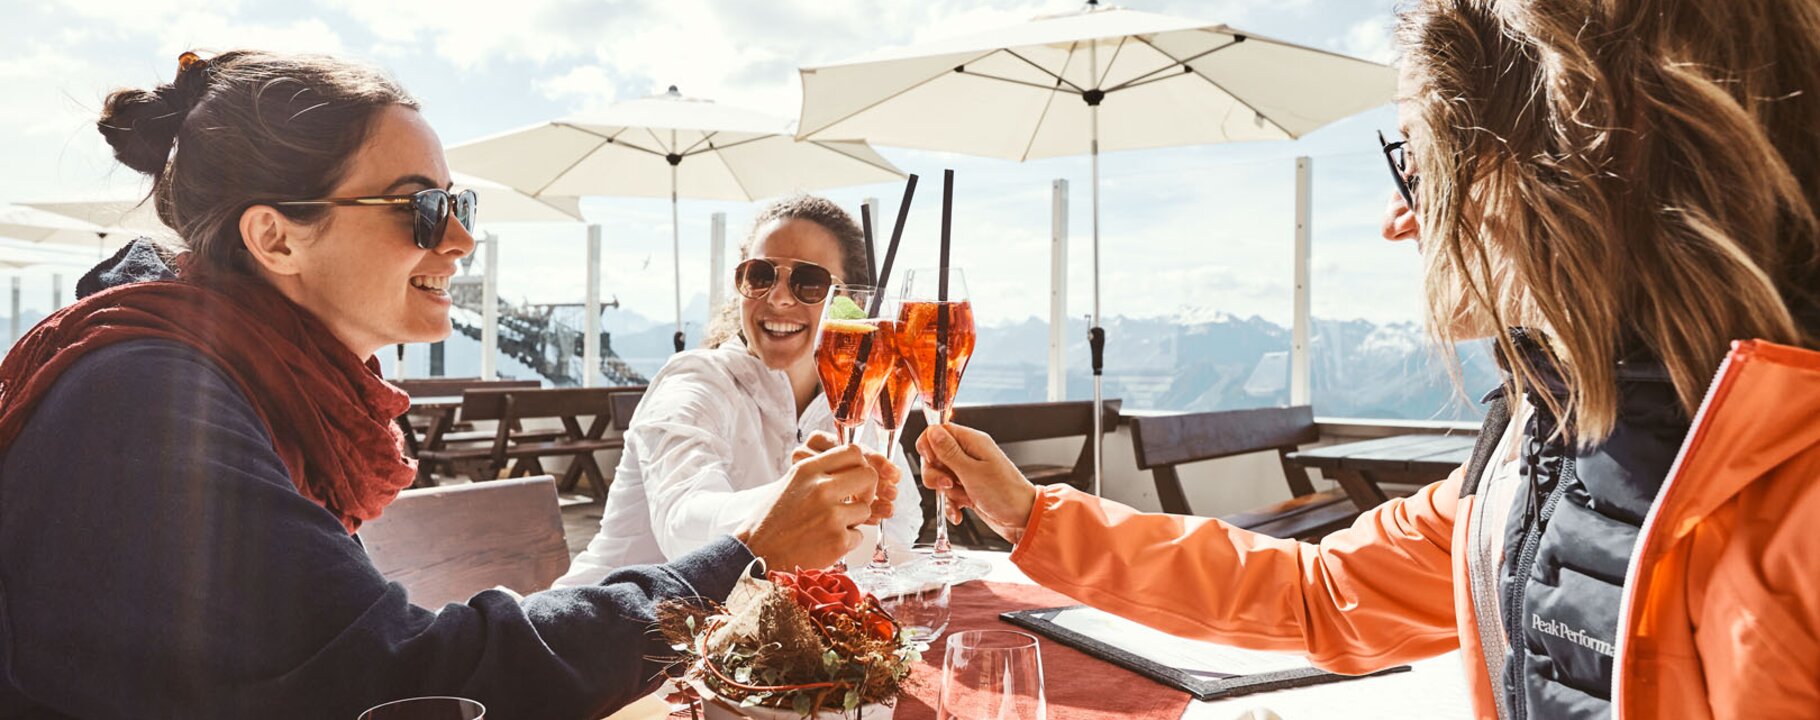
left=1400, top=0, right=1820, bottom=441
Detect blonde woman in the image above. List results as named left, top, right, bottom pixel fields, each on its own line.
left=911, top=1, right=1820, bottom=718
left=557, top=196, right=922, bottom=587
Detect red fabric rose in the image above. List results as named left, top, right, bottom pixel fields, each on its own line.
left=769, top=568, right=897, bottom=641
left=770, top=568, right=864, bottom=616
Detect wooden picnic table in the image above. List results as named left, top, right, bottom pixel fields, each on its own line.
left=396, top=395, right=463, bottom=460
left=1286, top=433, right=1477, bottom=509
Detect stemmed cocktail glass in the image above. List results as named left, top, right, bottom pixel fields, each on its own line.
left=898, top=268, right=992, bottom=584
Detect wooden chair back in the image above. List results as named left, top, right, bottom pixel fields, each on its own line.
left=1128, top=406, right=1321, bottom=516
left=607, top=387, right=647, bottom=432
left=360, top=475, right=568, bottom=607
left=900, top=400, right=1123, bottom=490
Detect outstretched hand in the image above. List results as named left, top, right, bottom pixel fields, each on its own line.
left=915, top=423, right=1038, bottom=543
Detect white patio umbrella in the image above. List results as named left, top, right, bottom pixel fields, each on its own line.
left=446, top=86, right=904, bottom=354
left=24, top=177, right=583, bottom=379
left=797, top=1, right=1395, bottom=494
left=0, top=206, right=126, bottom=256
left=23, top=171, right=579, bottom=236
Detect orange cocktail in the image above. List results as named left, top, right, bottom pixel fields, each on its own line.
left=815, top=317, right=897, bottom=444
left=896, top=300, right=975, bottom=424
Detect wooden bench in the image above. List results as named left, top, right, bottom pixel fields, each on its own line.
left=901, top=400, right=1124, bottom=549
left=360, top=475, right=569, bottom=608
left=1128, top=405, right=1358, bottom=540
left=414, top=386, right=642, bottom=502
left=394, top=378, right=546, bottom=461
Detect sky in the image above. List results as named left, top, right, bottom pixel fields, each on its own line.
left=0, top=0, right=1415, bottom=336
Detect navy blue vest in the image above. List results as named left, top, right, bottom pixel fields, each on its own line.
left=1462, top=332, right=1688, bottom=719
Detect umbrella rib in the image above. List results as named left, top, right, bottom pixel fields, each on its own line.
left=1126, top=35, right=1297, bottom=138
left=680, top=131, right=718, bottom=156
left=1015, top=43, right=1080, bottom=162
left=796, top=50, right=999, bottom=138
left=957, top=68, right=1084, bottom=95
left=1001, top=48, right=1086, bottom=93
left=707, top=144, right=759, bottom=202
left=1096, top=36, right=1130, bottom=88
left=563, top=123, right=669, bottom=158
left=644, top=126, right=674, bottom=155
left=1104, top=36, right=1243, bottom=94
left=534, top=124, right=618, bottom=197
left=681, top=132, right=771, bottom=157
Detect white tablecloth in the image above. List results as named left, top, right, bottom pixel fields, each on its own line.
left=975, top=552, right=1473, bottom=720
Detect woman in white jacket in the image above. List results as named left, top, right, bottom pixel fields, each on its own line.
left=558, top=196, right=923, bottom=586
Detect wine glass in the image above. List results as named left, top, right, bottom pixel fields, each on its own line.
left=813, top=284, right=896, bottom=446
left=897, top=268, right=991, bottom=583
left=851, top=298, right=918, bottom=592
left=936, top=630, right=1046, bottom=720
left=814, top=284, right=896, bottom=571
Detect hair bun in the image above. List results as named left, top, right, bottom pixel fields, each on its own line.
left=97, top=52, right=214, bottom=177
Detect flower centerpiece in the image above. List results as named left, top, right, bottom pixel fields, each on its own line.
left=658, top=566, right=920, bottom=719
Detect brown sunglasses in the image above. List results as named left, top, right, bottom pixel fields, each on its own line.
left=735, top=258, right=837, bottom=304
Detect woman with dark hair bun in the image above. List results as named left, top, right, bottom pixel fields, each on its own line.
left=0, top=50, right=884, bottom=719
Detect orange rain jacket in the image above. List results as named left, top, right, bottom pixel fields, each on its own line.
left=1010, top=340, right=1820, bottom=719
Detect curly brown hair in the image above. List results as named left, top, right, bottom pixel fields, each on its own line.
left=702, top=195, right=871, bottom=349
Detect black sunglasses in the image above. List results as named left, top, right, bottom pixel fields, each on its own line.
left=271, top=188, right=478, bottom=250
left=735, top=258, right=837, bottom=305
left=1378, top=130, right=1419, bottom=211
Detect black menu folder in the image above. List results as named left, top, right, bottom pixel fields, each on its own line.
left=1000, top=605, right=1411, bottom=702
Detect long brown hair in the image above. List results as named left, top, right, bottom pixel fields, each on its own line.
left=98, top=50, right=417, bottom=276
left=1399, top=0, right=1820, bottom=441
left=702, top=195, right=871, bottom=349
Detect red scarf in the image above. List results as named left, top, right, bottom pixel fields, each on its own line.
left=0, top=266, right=415, bottom=533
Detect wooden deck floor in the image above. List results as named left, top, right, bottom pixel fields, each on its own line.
left=560, top=501, right=604, bottom=556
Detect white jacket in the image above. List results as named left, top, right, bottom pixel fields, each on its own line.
left=556, top=338, right=923, bottom=587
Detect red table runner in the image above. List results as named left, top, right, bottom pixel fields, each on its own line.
left=893, top=581, right=1190, bottom=720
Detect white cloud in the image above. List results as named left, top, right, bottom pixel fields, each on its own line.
left=536, top=64, right=625, bottom=112
left=1340, top=14, right=1396, bottom=64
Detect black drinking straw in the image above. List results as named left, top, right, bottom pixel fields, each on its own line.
left=861, top=204, right=877, bottom=285
left=835, top=175, right=919, bottom=422
left=934, top=170, right=954, bottom=416
left=869, top=175, right=919, bottom=317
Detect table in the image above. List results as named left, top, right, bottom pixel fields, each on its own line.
left=617, top=552, right=1471, bottom=720
left=397, top=395, right=463, bottom=461
left=974, top=554, right=1470, bottom=719
left=1286, top=434, right=1477, bottom=510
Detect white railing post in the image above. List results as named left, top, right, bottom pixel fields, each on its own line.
left=1049, top=178, right=1069, bottom=401
left=708, top=212, right=727, bottom=318
left=481, top=231, right=499, bottom=380
left=1291, top=157, right=1313, bottom=407
left=50, top=273, right=63, bottom=312
left=584, top=224, right=602, bottom=388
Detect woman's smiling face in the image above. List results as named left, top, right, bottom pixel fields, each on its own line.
left=739, top=218, right=847, bottom=372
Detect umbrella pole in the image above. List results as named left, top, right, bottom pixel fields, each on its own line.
left=1089, top=45, right=1107, bottom=498
left=671, top=163, right=686, bottom=354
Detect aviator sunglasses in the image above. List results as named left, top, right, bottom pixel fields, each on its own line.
left=271, top=188, right=478, bottom=250
left=734, top=258, right=837, bottom=305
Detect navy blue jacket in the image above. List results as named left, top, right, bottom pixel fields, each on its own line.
left=0, top=337, right=753, bottom=719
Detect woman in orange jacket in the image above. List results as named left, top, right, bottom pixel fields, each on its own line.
left=916, top=1, right=1820, bottom=718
